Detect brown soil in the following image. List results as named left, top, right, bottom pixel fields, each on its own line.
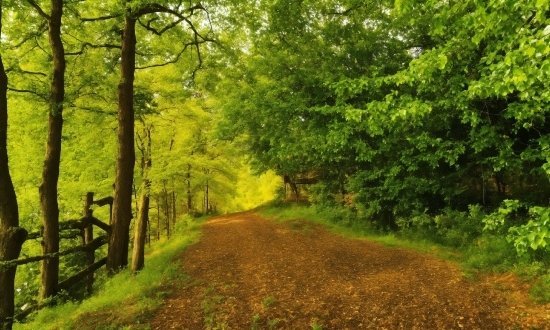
left=148, top=211, right=550, bottom=330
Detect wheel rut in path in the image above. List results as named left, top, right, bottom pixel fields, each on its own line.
left=148, top=211, right=546, bottom=329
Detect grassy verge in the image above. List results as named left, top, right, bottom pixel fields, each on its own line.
left=14, top=215, right=208, bottom=330
left=259, top=203, right=462, bottom=261
left=258, top=202, right=550, bottom=303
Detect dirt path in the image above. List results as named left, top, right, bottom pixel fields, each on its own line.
left=148, top=212, right=549, bottom=330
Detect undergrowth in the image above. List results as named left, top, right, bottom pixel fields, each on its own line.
left=14, top=215, right=208, bottom=330
left=258, top=201, right=550, bottom=303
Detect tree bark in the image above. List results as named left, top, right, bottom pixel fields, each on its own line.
left=186, top=163, right=192, bottom=213
left=132, top=182, right=149, bottom=272
left=172, top=190, right=176, bottom=225
left=107, top=9, right=136, bottom=274
left=0, top=9, right=28, bottom=327
left=0, top=228, right=27, bottom=330
left=205, top=179, right=209, bottom=214
left=163, top=182, right=170, bottom=238
left=38, top=0, right=66, bottom=300
left=132, top=127, right=150, bottom=273
left=156, top=197, right=160, bottom=240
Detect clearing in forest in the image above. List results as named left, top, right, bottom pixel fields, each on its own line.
left=148, top=211, right=549, bottom=329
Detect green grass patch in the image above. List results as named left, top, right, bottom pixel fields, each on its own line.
left=261, top=295, right=276, bottom=308
left=14, top=215, right=208, bottom=330
left=530, top=273, right=550, bottom=303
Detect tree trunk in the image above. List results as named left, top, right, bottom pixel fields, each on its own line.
left=39, top=0, right=66, bottom=299
left=0, top=230, right=27, bottom=330
left=107, top=10, right=136, bottom=274
left=186, top=163, right=192, bottom=213
left=290, top=181, right=299, bottom=203
left=156, top=197, right=160, bottom=241
left=132, top=180, right=149, bottom=272
left=147, top=217, right=150, bottom=246
left=132, top=127, right=150, bottom=272
left=164, top=186, right=170, bottom=238
left=0, top=43, right=28, bottom=329
left=172, top=191, right=176, bottom=225
left=205, top=180, right=209, bottom=214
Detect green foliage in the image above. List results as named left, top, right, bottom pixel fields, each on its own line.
left=394, top=205, right=485, bottom=249
left=4, top=0, right=550, bottom=320
left=481, top=200, right=550, bottom=256
left=482, top=200, right=522, bottom=232
left=508, top=206, right=550, bottom=256
left=215, top=0, right=550, bottom=257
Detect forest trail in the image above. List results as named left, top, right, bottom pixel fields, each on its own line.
left=148, top=212, right=549, bottom=330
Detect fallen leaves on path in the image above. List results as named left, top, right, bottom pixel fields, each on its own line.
left=148, top=211, right=550, bottom=329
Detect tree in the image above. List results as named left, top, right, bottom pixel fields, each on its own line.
left=0, top=1, right=28, bottom=327
left=26, top=0, right=67, bottom=299
left=108, top=0, right=214, bottom=273
left=132, top=125, right=151, bottom=272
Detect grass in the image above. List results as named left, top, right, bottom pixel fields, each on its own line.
left=530, top=273, right=550, bottom=303
left=262, top=295, right=276, bottom=308
left=251, top=314, right=261, bottom=330
left=267, top=318, right=279, bottom=328
left=14, top=215, right=208, bottom=330
left=201, top=286, right=228, bottom=330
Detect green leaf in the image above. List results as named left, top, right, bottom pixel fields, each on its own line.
left=438, top=54, right=448, bottom=70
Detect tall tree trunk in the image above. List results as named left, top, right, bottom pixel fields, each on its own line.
left=186, top=163, right=192, bottom=213
left=163, top=183, right=170, bottom=238
left=156, top=197, right=160, bottom=241
left=0, top=24, right=28, bottom=328
left=132, top=180, right=149, bottom=272
left=205, top=180, right=209, bottom=214
left=39, top=0, right=66, bottom=299
left=171, top=190, right=176, bottom=225
left=147, top=217, right=151, bottom=247
left=132, top=127, right=150, bottom=273
left=290, top=181, right=299, bottom=203
left=107, top=10, right=136, bottom=273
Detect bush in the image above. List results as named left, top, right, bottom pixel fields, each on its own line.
left=464, top=235, right=518, bottom=271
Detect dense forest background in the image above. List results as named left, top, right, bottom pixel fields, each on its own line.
left=1, top=0, right=550, bottom=328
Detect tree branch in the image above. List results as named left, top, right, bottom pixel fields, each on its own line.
left=11, top=21, right=48, bottom=48
left=138, top=16, right=184, bottom=36
left=27, top=0, right=52, bottom=20
left=136, top=43, right=189, bottom=69
left=66, top=42, right=122, bottom=56
left=81, top=14, right=122, bottom=22
left=7, top=87, right=48, bottom=101
left=6, top=67, right=47, bottom=77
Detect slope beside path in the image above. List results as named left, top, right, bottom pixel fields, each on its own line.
left=148, top=211, right=549, bottom=329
